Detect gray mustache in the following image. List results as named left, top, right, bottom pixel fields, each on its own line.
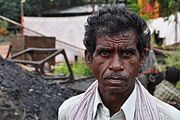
left=104, top=73, right=129, bottom=80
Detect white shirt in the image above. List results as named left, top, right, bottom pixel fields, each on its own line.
left=92, top=83, right=136, bottom=120
left=58, top=83, right=180, bottom=120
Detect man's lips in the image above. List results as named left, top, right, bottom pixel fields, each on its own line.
left=104, top=75, right=127, bottom=81
left=105, top=79, right=125, bottom=84
left=104, top=75, right=128, bottom=87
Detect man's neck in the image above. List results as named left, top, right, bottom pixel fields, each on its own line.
left=105, top=95, right=127, bottom=116
left=99, top=87, right=134, bottom=117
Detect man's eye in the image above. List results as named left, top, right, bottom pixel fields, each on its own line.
left=100, top=51, right=110, bottom=57
left=122, top=51, right=133, bottom=57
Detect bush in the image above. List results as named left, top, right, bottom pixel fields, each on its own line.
left=54, top=61, right=92, bottom=77
left=0, top=20, right=9, bottom=36
left=165, top=51, right=180, bottom=69
left=0, top=20, right=9, bottom=43
left=0, top=20, right=8, bottom=28
left=176, top=81, right=180, bottom=89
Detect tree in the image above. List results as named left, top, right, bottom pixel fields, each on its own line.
left=0, top=20, right=9, bottom=42
left=128, top=0, right=140, bottom=13
left=158, top=0, right=180, bottom=17
left=0, top=0, right=89, bottom=21
left=0, top=0, right=20, bottom=22
left=0, top=0, right=140, bottom=22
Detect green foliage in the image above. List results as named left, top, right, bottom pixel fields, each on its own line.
left=176, top=81, right=180, bottom=89
left=0, top=36, right=4, bottom=42
left=148, top=0, right=154, bottom=4
left=23, top=0, right=89, bottom=16
left=127, top=0, right=150, bottom=20
left=0, top=20, right=9, bottom=42
left=24, top=0, right=44, bottom=16
left=54, top=61, right=92, bottom=77
left=0, top=20, right=8, bottom=28
left=165, top=51, right=180, bottom=69
left=158, top=0, right=180, bottom=17
left=72, top=61, right=92, bottom=76
left=128, top=0, right=140, bottom=13
left=0, top=0, right=20, bottom=22
left=0, top=0, right=144, bottom=22
left=0, top=0, right=89, bottom=21
left=54, top=63, right=69, bottom=76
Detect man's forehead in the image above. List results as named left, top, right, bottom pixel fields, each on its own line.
left=96, top=31, right=137, bottom=45
left=97, top=29, right=137, bottom=38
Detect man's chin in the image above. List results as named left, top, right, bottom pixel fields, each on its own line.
left=106, top=86, right=127, bottom=94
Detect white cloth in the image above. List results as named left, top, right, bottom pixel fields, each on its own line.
left=92, top=80, right=137, bottom=120
left=68, top=79, right=160, bottom=120
left=58, top=79, right=180, bottom=120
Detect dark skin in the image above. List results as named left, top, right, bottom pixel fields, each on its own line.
left=85, top=30, right=143, bottom=117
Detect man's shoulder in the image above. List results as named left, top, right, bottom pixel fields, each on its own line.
left=154, top=97, right=180, bottom=120
left=58, top=93, right=83, bottom=120
left=59, top=93, right=83, bottom=111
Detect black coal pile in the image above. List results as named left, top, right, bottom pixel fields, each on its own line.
left=0, top=56, right=79, bottom=120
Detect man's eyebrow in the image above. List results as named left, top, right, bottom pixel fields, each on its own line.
left=96, top=46, right=111, bottom=50
left=121, top=48, right=136, bottom=52
left=96, top=47, right=112, bottom=53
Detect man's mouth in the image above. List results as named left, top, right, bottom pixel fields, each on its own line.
left=103, top=73, right=129, bottom=87
left=104, top=75, right=127, bottom=81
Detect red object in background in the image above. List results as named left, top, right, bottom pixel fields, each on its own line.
left=146, top=3, right=154, bottom=13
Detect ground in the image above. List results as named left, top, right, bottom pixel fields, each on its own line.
left=0, top=55, right=91, bottom=120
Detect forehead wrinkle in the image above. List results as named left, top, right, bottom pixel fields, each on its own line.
left=96, top=39, right=134, bottom=49
left=108, top=39, right=130, bottom=44
left=98, top=38, right=131, bottom=44
left=99, top=35, right=133, bottom=43
left=96, top=33, right=137, bottom=50
left=109, top=39, right=134, bottom=47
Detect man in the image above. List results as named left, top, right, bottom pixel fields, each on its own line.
left=154, top=67, right=180, bottom=110
left=58, top=4, right=180, bottom=120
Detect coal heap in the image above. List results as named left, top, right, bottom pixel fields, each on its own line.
left=0, top=56, right=79, bottom=120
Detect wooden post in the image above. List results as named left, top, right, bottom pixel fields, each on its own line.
left=92, top=0, right=96, bottom=14
left=20, top=0, right=26, bottom=34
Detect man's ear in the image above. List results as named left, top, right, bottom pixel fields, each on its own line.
left=85, top=49, right=92, bottom=67
left=140, top=52, right=145, bottom=67
left=140, top=56, right=144, bottom=67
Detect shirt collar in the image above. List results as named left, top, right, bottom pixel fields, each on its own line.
left=93, top=84, right=137, bottom=120
left=93, top=86, right=103, bottom=119
left=121, top=84, right=137, bottom=120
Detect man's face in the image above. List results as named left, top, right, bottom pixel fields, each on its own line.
left=86, top=30, right=142, bottom=97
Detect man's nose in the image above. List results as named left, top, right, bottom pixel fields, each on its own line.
left=109, top=54, right=124, bottom=71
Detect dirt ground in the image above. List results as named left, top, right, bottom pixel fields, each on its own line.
left=0, top=55, right=89, bottom=120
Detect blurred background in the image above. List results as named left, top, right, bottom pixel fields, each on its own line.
left=0, top=0, right=180, bottom=84
left=0, top=1, right=180, bottom=119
